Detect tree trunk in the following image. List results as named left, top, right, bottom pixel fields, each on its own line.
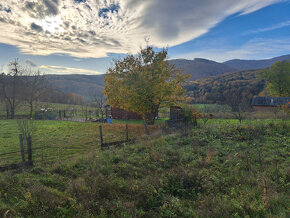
left=29, top=102, right=33, bottom=119
left=10, top=107, right=15, bottom=119
left=5, top=104, right=10, bottom=119
left=145, top=113, right=155, bottom=125
left=143, top=121, right=149, bottom=135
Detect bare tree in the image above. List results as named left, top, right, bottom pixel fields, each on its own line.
left=228, top=91, right=250, bottom=124
left=92, top=93, right=107, bottom=120
left=22, top=69, right=47, bottom=118
left=0, top=59, right=24, bottom=119
left=81, top=103, right=89, bottom=121
left=201, top=104, right=211, bottom=125
left=17, top=119, right=35, bottom=140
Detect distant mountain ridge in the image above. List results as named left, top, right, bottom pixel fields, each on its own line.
left=223, top=54, right=290, bottom=71
left=168, top=58, right=237, bottom=80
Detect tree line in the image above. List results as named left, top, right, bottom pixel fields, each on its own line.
left=185, top=69, right=265, bottom=109
left=0, top=59, right=85, bottom=119
left=185, top=61, right=290, bottom=109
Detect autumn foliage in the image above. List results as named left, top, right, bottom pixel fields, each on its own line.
left=104, top=47, right=189, bottom=124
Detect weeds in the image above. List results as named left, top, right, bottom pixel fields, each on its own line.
left=0, top=120, right=289, bottom=217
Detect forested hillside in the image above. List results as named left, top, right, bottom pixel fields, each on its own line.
left=45, top=74, right=104, bottom=98
left=43, top=55, right=289, bottom=99
left=185, top=69, right=265, bottom=107
left=45, top=70, right=265, bottom=107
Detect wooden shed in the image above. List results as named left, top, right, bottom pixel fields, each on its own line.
left=170, top=106, right=185, bottom=121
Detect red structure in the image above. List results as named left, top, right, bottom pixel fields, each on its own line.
left=111, top=107, right=143, bottom=120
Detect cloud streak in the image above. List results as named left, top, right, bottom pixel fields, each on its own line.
left=245, top=20, right=290, bottom=34
left=0, top=0, right=283, bottom=58
left=39, top=65, right=102, bottom=75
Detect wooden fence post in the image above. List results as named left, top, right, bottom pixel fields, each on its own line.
left=99, top=125, right=103, bottom=149
left=27, top=136, right=33, bottom=166
left=19, top=134, right=25, bottom=164
left=143, top=121, right=149, bottom=135
left=126, top=123, right=129, bottom=141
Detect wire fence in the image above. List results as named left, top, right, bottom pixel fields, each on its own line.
left=0, top=124, right=141, bottom=172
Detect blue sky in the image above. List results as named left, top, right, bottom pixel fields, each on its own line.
left=0, top=0, right=290, bottom=75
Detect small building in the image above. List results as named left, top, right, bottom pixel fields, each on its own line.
left=111, top=107, right=143, bottom=120
left=165, top=106, right=186, bottom=129
left=252, top=96, right=290, bottom=111
left=170, top=106, right=185, bottom=121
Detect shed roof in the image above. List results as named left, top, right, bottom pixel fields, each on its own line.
left=252, top=96, right=290, bottom=106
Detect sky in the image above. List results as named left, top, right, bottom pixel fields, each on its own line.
left=0, top=0, right=290, bottom=75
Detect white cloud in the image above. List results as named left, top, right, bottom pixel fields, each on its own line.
left=0, top=0, right=283, bottom=58
left=172, top=38, right=290, bottom=62
left=244, top=20, right=290, bottom=34
left=39, top=65, right=103, bottom=75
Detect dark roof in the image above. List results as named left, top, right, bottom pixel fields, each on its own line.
left=252, top=97, right=290, bottom=106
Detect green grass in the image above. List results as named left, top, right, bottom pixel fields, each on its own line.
left=0, top=120, right=289, bottom=217
left=0, top=120, right=154, bottom=166
left=205, top=118, right=288, bottom=125
left=190, top=103, right=231, bottom=112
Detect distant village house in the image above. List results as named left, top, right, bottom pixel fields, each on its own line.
left=252, top=96, right=290, bottom=111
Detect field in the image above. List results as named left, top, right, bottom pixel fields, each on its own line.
left=0, top=102, right=97, bottom=118
left=0, top=119, right=289, bottom=217
left=0, top=120, right=156, bottom=166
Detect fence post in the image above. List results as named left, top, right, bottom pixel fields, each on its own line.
left=27, top=136, right=33, bottom=166
left=126, top=123, right=129, bottom=141
left=19, top=134, right=25, bottom=164
left=143, top=121, right=149, bottom=135
left=99, top=125, right=103, bottom=149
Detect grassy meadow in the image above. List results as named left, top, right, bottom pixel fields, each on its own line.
left=0, top=119, right=289, bottom=217
left=0, top=120, right=156, bottom=166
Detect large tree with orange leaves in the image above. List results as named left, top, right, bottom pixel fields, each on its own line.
left=104, top=47, right=188, bottom=124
